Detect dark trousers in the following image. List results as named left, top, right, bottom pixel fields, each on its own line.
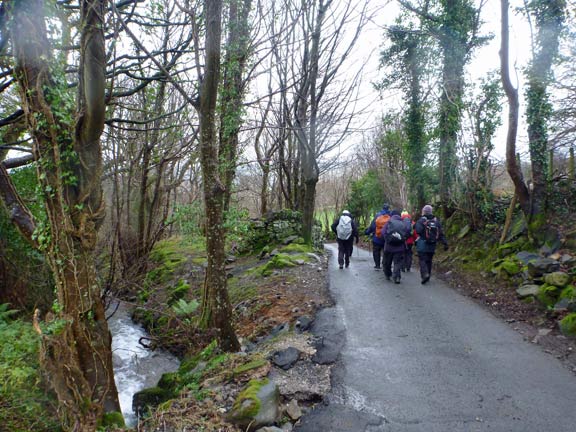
left=337, top=238, right=354, bottom=267
left=372, top=243, right=384, bottom=268
left=384, top=251, right=404, bottom=279
left=418, top=252, right=434, bottom=278
left=403, top=244, right=413, bottom=271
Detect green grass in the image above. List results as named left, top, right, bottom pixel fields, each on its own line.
left=0, top=318, right=61, bottom=431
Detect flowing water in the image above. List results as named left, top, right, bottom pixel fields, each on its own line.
left=108, top=301, right=180, bottom=426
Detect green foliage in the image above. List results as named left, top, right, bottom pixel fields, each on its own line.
left=171, top=298, right=200, bottom=317
left=0, top=303, right=19, bottom=324
left=223, top=206, right=251, bottom=243
left=168, top=279, right=191, bottom=305
left=0, top=319, right=60, bottom=431
left=146, top=239, right=188, bottom=285
left=170, top=203, right=204, bottom=237
left=347, top=170, right=385, bottom=227
left=0, top=166, right=53, bottom=311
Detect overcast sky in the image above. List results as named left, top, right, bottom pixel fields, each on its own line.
left=348, top=0, right=534, bottom=159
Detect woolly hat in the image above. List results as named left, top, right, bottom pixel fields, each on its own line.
left=382, top=203, right=390, bottom=211
left=391, top=209, right=401, bottom=216
left=401, top=211, right=411, bottom=219
left=342, top=209, right=351, bottom=215
left=422, top=205, right=433, bottom=215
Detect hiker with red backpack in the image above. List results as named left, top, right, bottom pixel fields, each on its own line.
left=331, top=210, right=359, bottom=269
left=414, top=204, right=448, bottom=284
left=364, top=204, right=391, bottom=270
left=382, top=209, right=411, bottom=284
left=401, top=211, right=417, bottom=272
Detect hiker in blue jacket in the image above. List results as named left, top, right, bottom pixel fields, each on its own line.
left=382, top=209, right=410, bottom=284
left=414, top=204, right=448, bottom=284
left=364, top=204, right=391, bottom=270
left=331, top=210, right=359, bottom=269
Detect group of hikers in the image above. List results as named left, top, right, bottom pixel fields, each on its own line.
left=331, top=203, right=448, bottom=285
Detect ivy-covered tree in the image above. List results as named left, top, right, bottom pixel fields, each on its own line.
left=0, top=0, right=122, bottom=429
left=524, top=0, right=566, bottom=224
left=378, top=23, right=434, bottom=211
left=399, top=0, right=488, bottom=216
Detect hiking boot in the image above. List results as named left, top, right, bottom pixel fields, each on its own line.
left=374, top=265, right=381, bottom=270
left=385, top=275, right=391, bottom=281
left=339, top=265, right=344, bottom=270
left=421, top=274, right=430, bottom=284
left=394, top=276, right=400, bottom=284
left=345, top=262, right=350, bottom=268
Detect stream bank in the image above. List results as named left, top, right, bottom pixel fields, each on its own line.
left=108, top=301, right=180, bottom=426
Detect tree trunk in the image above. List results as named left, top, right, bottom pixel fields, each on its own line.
left=7, top=0, right=122, bottom=429
left=525, top=0, right=565, bottom=221
left=500, top=0, right=531, bottom=216
left=438, top=12, right=465, bottom=217
left=198, top=0, right=240, bottom=352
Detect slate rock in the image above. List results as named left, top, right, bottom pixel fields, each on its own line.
left=285, top=399, right=303, bottom=421
left=554, top=297, right=572, bottom=311
left=295, top=316, right=313, bottom=333
left=527, top=258, right=560, bottom=277
left=283, top=235, right=299, bottom=245
left=516, top=251, right=540, bottom=265
left=516, top=284, right=540, bottom=298
left=272, top=347, right=300, bottom=370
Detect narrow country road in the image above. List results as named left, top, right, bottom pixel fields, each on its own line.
left=296, top=243, right=576, bottom=432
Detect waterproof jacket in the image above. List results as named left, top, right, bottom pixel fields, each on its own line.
left=365, top=209, right=390, bottom=246
left=383, top=214, right=410, bottom=253
left=331, top=215, right=359, bottom=242
left=415, top=214, right=447, bottom=253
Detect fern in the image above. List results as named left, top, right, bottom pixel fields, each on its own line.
left=171, top=299, right=199, bottom=316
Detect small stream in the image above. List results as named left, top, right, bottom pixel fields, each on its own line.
left=108, top=301, right=180, bottom=426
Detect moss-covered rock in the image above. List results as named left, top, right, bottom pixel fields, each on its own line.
left=498, top=259, right=522, bottom=276
left=132, top=386, right=173, bottom=417
left=99, top=411, right=126, bottom=428
left=544, top=272, right=571, bottom=288
left=560, top=285, right=576, bottom=301
left=280, top=243, right=314, bottom=254
left=559, top=313, right=576, bottom=337
left=256, top=253, right=298, bottom=277
left=516, top=284, right=540, bottom=298
left=227, top=379, right=280, bottom=430
left=536, top=284, right=560, bottom=307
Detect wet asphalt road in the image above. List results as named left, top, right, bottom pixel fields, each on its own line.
left=295, top=243, right=576, bottom=432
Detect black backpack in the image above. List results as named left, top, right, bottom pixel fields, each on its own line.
left=386, top=219, right=406, bottom=246
left=423, top=217, right=440, bottom=244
